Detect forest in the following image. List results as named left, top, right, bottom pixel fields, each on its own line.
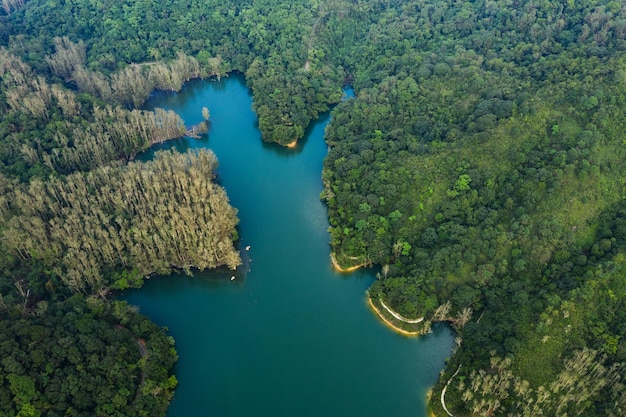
left=0, top=3, right=243, bottom=415
left=1, top=0, right=625, bottom=416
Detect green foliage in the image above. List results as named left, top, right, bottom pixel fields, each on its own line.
left=0, top=296, right=177, bottom=417
left=317, top=0, right=626, bottom=415
left=4, top=0, right=343, bottom=146
left=111, top=269, right=144, bottom=291
left=2, top=0, right=626, bottom=415
left=0, top=49, right=187, bottom=180
left=2, top=149, right=241, bottom=294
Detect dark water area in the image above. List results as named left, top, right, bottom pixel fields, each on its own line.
left=122, top=74, right=455, bottom=417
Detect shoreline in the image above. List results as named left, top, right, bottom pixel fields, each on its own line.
left=379, top=298, right=424, bottom=323
left=367, top=295, right=422, bottom=337
left=286, top=140, right=297, bottom=148
left=330, top=253, right=366, bottom=272
left=441, top=364, right=462, bottom=417
left=425, top=389, right=437, bottom=417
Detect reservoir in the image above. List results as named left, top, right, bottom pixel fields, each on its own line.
left=122, top=74, right=455, bottom=417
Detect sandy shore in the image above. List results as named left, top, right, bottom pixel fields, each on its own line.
left=367, top=295, right=422, bottom=337
left=286, top=140, right=297, bottom=148
left=379, top=299, right=424, bottom=323
left=330, top=253, right=366, bottom=272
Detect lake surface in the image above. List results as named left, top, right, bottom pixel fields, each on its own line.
left=122, top=74, right=455, bottom=417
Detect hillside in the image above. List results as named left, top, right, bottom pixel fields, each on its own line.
left=1, top=0, right=625, bottom=415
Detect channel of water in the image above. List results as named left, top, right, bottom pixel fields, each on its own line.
left=122, top=74, right=455, bottom=417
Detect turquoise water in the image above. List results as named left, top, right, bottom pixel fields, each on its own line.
left=122, top=74, right=455, bottom=417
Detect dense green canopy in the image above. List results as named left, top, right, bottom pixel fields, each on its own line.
left=1, top=0, right=625, bottom=415
left=0, top=296, right=178, bottom=417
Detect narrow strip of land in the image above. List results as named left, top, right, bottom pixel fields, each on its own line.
left=330, top=253, right=366, bottom=272
left=379, top=299, right=424, bottom=323
left=441, top=365, right=462, bottom=417
left=114, top=325, right=149, bottom=404
left=303, top=0, right=327, bottom=71
left=367, top=296, right=421, bottom=337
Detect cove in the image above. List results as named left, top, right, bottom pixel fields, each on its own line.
left=121, top=74, right=455, bottom=417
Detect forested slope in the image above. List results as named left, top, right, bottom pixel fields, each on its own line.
left=0, top=296, right=178, bottom=417
left=1, top=0, right=626, bottom=416
left=0, top=47, right=188, bottom=180
left=1, top=0, right=343, bottom=145
left=0, top=4, right=242, bottom=416
left=3, top=149, right=240, bottom=293
left=316, top=1, right=626, bottom=415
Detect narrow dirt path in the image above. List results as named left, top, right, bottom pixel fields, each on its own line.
left=135, top=338, right=148, bottom=399
left=330, top=253, right=368, bottom=272
left=114, top=324, right=149, bottom=402
left=441, top=365, right=462, bottom=417
left=379, top=299, right=424, bottom=323
left=367, top=296, right=421, bottom=336
left=303, top=0, right=331, bottom=71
